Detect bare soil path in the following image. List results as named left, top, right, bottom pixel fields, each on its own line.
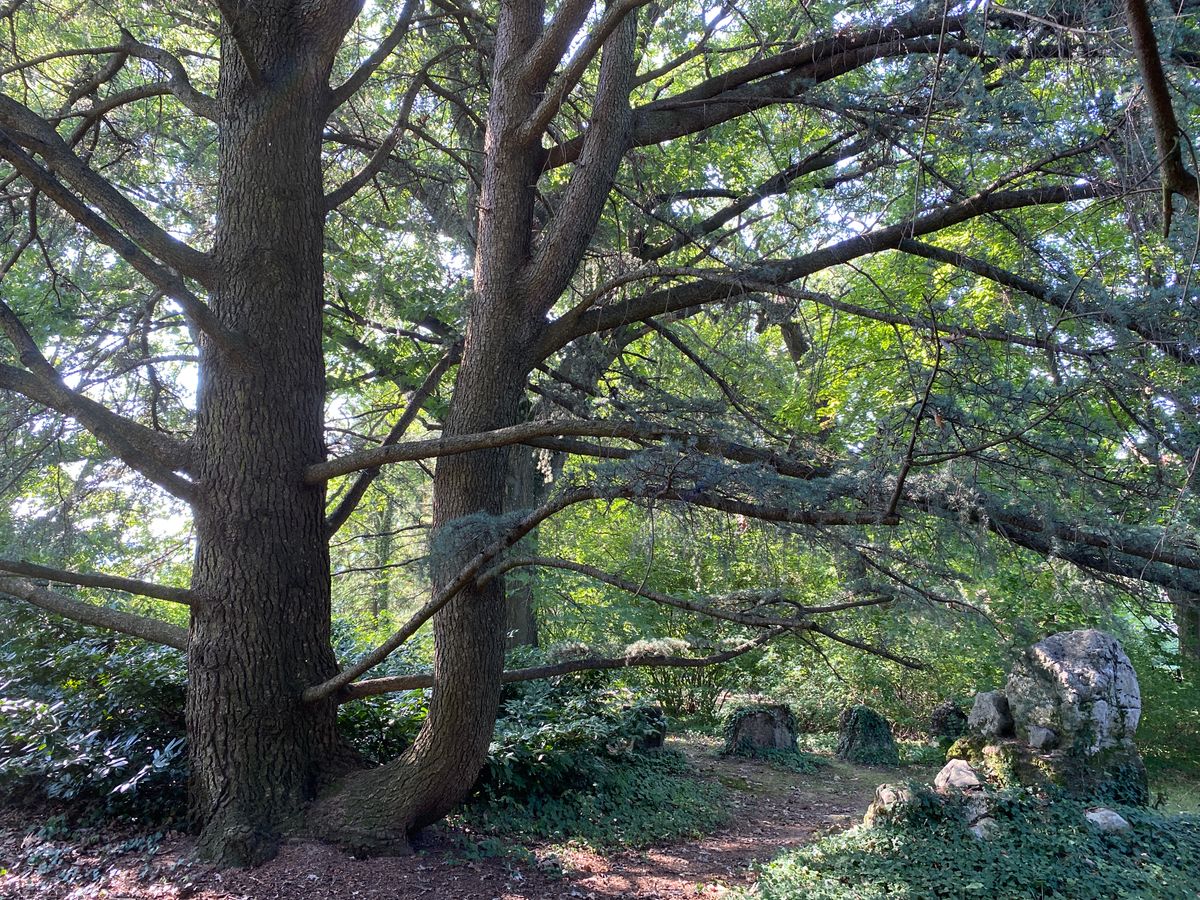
left=0, top=737, right=934, bottom=900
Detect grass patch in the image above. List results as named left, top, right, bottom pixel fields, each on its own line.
left=460, top=749, right=726, bottom=848
left=746, top=796, right=1200, bottom=899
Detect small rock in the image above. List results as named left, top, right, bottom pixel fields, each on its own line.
left=968, top=691, right=1014, bottom=738
left=1084, top=808, right=1131, bottom=832
left=970, top=817, right=1000, bottom=840
left=934, top=759, right=983, bottom=793
left=862, top=783, right=916, bottom=827
left=1028, top=725, right=1059, bottom=750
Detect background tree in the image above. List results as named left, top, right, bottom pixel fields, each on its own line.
left=1, top=0, right=1198, bottom=866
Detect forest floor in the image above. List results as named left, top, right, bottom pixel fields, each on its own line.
left=0, top=736, right=936, bottom=900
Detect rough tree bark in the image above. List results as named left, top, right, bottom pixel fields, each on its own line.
left=186, top=2, right=358, bottom=865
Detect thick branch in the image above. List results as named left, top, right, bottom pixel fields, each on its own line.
left=0, top=575, right=189, bottom=650
left=526, top=1, right=636, bottom=305
left=1123, top=0, right=1198, bottom=223
left=0, top=557, right=194, bottom=605
left=118, top=29, right=219, bottom=120
left=539, top=182, right=1106, bottom=355
left=337, top=629, right=784, bottom=702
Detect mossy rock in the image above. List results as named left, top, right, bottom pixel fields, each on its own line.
left=722, top=704, right=797, bottom=755
left=836, top=705, right=899, bottom=767
left=948, top=737, right=1148, bottom=805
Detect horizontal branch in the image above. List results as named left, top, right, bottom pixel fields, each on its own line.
left=309, top=417, right=829, bottom=483
left=0, top=575, right=188, bottom=650
left=0, top=557, right=194, bottom=605
left=303, top=487, right=600, bottom=702
left=539, top=182, right=1107, bottom=355
left=337, top=629, right=784, bottom=702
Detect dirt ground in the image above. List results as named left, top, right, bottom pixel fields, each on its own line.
left=0, top=738, right=931, bottom=900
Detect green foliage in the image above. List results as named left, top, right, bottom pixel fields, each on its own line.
left=464, top=677, right=723, bottom=846
left=747, top=798, right=1200, bottom=900
left=0, top=604, right=186, bottom=824
left=465, top=749, right=725, bottom=848
left=836, top=705, right=900, bottom=767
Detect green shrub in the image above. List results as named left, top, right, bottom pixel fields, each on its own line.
left=0, top=604, right=187, bottom=824
left=748, top=797, right=1200, bottom=900
left=465, top=749, right=724, bottom=847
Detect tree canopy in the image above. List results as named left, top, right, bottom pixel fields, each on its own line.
left=0, top=0, right=1197, bottom=865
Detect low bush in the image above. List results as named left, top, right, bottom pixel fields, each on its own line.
left=747, top=796, right=1200, bottom=899
left=0, top=604, right=187, bottom=825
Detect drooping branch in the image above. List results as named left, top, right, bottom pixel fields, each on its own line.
left=896, top=239, right=1200, bottom=366
left=337, top=629, right=785, bottom=702
left=303, top=486, right=601, bottom=702
left=0, top=557, right=195, bottom=605
left=0, top=95, right=213, bottom=283
left=0, top=133, right=244, bottom=359
left=0, top=575, right=189, bottom=650
left=0, top=363, right=194, bottom=498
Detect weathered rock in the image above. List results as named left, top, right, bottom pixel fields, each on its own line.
left=722, top=704, right=797, bottom=755
left=1028, top=725, right=1058, bottom=750
left=863, top=783, right=918, bottom=827
left=627, top=705, right=667, bottom=750
left=836, top=705, right=899, bottom=766
left=970, top=816, right=1000, bottom=841
left=1006, top=629, right=1141, bottom=755
left=934, top=759, right=983, bottom=793
left=1084, top=807, right=1131, bottom=832
left=929, top=700, right=968, bottom=741
left=967, top=691, right=1014, bottom=738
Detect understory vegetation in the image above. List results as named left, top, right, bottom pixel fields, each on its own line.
left=747, top=796, right=1200, bottom=900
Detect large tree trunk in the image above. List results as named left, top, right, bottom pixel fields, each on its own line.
left=187, top=16, right=348, bottom=866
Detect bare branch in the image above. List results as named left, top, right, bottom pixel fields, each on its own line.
left=0, top=557, right=195, bottom=605
left=337, top=629, right=784, bottom=702
left=303, top=487, right=599, bottom=702
left=325, top=343, right=461, bottom=535
left=307, top=417, right=829, bottom=482
left=0, top=362, right=194, bottom=498
left=0, top=575, right=188, bottom=650
left=328, top=0, right=419, bottom=112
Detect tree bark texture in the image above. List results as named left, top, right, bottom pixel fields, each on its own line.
left=187, top=9, right=352, bottom=865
